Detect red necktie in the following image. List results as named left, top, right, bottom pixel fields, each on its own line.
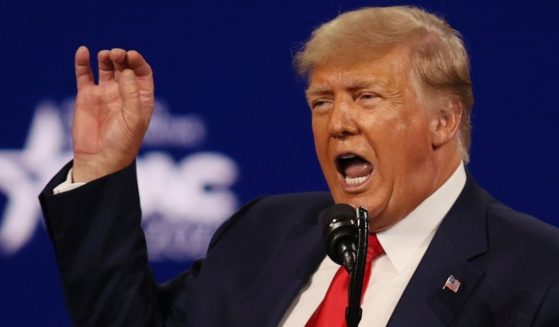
left=306, top=234, right=384, bottom=327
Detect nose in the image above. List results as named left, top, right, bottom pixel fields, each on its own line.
left=328, top=98, right=358, bottom=139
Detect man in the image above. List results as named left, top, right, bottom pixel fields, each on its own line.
left=40, top=6, right=559, bottom=326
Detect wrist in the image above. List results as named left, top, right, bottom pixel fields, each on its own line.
left=72, top=156, right=132, bottom=183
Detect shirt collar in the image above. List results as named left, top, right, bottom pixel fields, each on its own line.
left=376, top=162, right=467, bottom=272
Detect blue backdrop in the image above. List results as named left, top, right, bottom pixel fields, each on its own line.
left=1, top=1, right=557, bottom=325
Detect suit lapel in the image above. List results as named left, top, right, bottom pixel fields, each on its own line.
left=241, top=218, right=326, bottom=327
left=388, top=174, right=489, bottom=326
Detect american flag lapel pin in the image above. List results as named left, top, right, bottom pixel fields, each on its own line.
left=442, top=275, right=461, bottom=293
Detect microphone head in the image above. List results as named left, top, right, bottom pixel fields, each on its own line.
left=320, top=203, right=358, bottom=266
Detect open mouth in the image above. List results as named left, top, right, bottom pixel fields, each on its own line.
left=336, top=153, right=373, bottom=187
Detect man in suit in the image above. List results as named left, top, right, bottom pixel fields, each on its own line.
left=40, top=6, right=559, bottom=326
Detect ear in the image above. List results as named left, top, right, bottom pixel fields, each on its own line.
left=429, top=97, right=463, bottom=148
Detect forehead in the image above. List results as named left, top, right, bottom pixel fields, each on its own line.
left=306, top=46, right=414, bottom=94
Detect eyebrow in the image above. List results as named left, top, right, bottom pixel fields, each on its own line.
left=305, top=87, right=333, bottom=98
left=306, top=80, right=383, bottom=98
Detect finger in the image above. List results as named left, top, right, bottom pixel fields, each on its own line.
left=97, top=50, right=114, bottom=82
left=75, top=46, right=94, bottom=91
left=126, top=50, right=152, bottom=77
left=109, top=48, right=127, bottom=81
left=126, top=50, right=154, bottom=111
left=119, top=69, right=141, bottom=116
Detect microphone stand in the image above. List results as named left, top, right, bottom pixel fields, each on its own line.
left=345, top=207, right=369, bottom=327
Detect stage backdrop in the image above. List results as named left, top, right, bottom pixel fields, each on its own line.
left=0, top=1, right=557, bottom=325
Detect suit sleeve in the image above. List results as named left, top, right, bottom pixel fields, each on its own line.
left=39, top=162, right=189, bottom=326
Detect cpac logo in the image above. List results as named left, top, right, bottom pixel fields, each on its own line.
left=0, top=98, right=239, bottom=261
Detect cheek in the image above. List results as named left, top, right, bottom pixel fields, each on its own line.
left=395, top=117, right=434, bottom=163
left=358, top=110, right=403, bottom=151
left=360, top=109, right=432, bottom=161
left=311, top=118, right=321, bottom=140
left=311, top=119, right=323, bottom=146
left=360, top=106, right=399, bottom=127
left=311, top=118, right=330, bottom=164
left=406, top=113, right=432, bottom=145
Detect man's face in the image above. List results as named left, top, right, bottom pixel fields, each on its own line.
left=308, top=47, right=443, bottom=231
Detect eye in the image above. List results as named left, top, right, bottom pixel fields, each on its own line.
left=356, top=92, right=381, bottom=108
left=311, top=99, right=333, bottom=112
left=358, top=92, right=379, bottom=102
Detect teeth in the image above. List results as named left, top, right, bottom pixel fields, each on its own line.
left=345, top=175, right=369, bottom=185
left=340, top=154, right=356, bottom=159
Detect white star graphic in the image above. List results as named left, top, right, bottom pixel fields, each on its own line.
left=0, top=102, right=71, bottom=254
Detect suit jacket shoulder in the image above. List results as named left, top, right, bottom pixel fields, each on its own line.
left=388, top=174, right=559, bottom=327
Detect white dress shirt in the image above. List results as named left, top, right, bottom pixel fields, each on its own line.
left=54, top=163, right=466, bottom=326
left=279, top=163, right=466, bottom=326
left=53, top=169, right=84, bottom=194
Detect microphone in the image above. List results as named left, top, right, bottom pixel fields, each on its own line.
left=320, top=203, right=359, bottom=272
left=321, top=203, right=369, bottom=327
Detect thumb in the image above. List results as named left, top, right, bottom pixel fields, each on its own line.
left=119, top=69, right=141, bottom=114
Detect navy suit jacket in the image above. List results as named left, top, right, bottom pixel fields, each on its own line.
left=39, top=162, right=559, bottom=326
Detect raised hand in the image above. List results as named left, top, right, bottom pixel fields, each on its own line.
left=71, top=46, right=154, bottom=183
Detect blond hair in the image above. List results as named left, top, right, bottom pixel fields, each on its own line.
left=294, top=6, right=473, bottom=162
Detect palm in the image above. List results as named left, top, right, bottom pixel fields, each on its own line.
left=72, top=46, right=154, bottom=182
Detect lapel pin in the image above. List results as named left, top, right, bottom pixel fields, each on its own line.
left=442, top=275, right=461, bottom=293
